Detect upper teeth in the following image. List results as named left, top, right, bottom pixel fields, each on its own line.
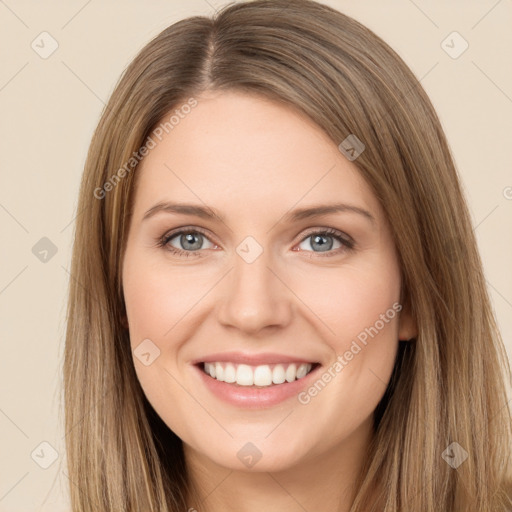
left=203, top=362, right=313, bottom=387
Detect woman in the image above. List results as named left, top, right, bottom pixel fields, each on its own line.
left=63, top=0, right=512, bottom=510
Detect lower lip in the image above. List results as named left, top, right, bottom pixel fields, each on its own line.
left=193, top=363, right=321, bottom=409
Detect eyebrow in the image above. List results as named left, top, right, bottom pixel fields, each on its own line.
left=142, top=201, right=376, bottom=225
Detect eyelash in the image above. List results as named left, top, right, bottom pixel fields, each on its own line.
left=155, top=226, right=355, bottom=258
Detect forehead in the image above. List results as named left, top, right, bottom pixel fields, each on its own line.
left=133, top=91, right=381, bottom=224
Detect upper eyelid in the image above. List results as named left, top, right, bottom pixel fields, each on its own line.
left=162, top=226, right=216, bottom=245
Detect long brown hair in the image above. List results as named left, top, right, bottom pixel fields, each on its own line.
left=63, top=0, right=512, bottom=510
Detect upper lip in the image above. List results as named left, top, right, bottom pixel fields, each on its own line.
left=191, top=351, right=319, bottom=366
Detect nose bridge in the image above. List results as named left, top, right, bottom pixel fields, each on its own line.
left=216, top=241, right=292, bottom=334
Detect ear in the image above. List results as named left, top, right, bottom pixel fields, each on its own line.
left=398, top=299, right=417, bottom=341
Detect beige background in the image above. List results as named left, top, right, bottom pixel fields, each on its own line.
left=0, top=1, right=511, bottom=510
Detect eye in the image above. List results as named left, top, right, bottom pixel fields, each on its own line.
left=157, top=226, right=355, bottom=258
left=295, top=228, right=354, bottom=257
left=159, top=228, right=216, bottom=257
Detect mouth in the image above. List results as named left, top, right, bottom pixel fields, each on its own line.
left=192, top=357, right=323, bottom=409
left=196, top=361, right=321, bottom=388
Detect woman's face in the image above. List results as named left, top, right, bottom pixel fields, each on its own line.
left=122, top=90, right=415, bottom=472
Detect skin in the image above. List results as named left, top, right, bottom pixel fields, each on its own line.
left=122, top=90, right=417, bottom=512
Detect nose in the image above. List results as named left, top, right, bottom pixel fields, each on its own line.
left=216, top=247, right=293, bottom=336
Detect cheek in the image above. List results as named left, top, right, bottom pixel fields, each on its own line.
left=122, top=252, right=197, bottom=426
left=122, top=252, right=214, bottom=405
left=294, top=256, right=401, bottom=344
left=122, top=253, right=208, bottom=339
left=293, top=258, right=401, bottom=409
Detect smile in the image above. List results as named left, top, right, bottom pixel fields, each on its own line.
left=201, top=362, right=318, bottom=387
